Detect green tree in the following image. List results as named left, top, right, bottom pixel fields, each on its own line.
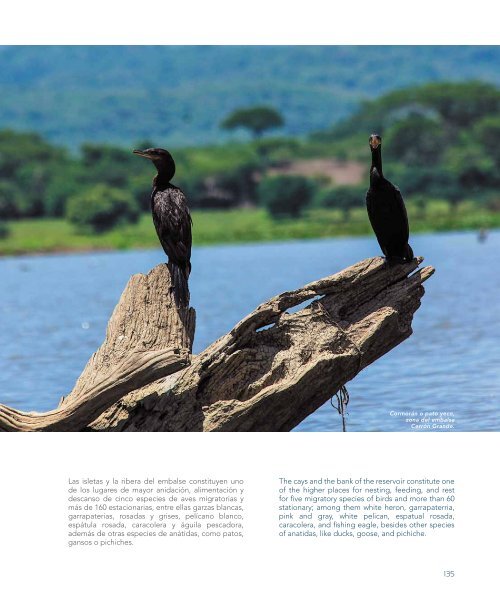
left=444, top=143, right=495, bottom=201
left=0, top=129, right=72, bottom=218
left=221, top=106, right=284, bottom=139
left=318, top=185, right=364, bottom=220
left=215, top=163, right=260, bottom=205
left=417, top=82, right=500, bottom=128
left=385, top=114, right=445, bottom=166
left=66, top=184, right=140, bottom=233
left=472, top=115, right=500, bottom=163
left=258, top=175, right=315, bottom=218
left=391, top=166, right=463, bottom=211
left=391, top=166, right=459, bottom=196
left=44, top=162, right=86, bottom=216
left=0, top=181, right=22, bottom=219
left=81, top=144, right=143, bottom=187
left=332, top=81, right=500, bottom=139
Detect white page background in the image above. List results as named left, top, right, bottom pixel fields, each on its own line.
left=0, top=3, right=498, bottom=589
left=1, top=433, right=497, bottom=590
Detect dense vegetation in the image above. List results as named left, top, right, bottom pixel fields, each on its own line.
left=1, top=80, right=499, bottom=252
left=66, top=184, right=140, bottom=232
left=258, top=176, right=316, bottom=218
left=317, top=81, right=500, bottom=213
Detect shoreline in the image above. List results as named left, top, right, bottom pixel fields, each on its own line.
left=0, top=224, right=497, bottom=259
left=0, top=205, right=498, bottom=258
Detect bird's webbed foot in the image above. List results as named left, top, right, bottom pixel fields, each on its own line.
left=385, top=256, right=407, bottom=267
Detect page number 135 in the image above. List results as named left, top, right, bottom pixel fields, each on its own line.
left=443, top=570, right=455, bottom=578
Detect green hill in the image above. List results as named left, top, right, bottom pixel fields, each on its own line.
left=1, top=46, right=500, bottom=147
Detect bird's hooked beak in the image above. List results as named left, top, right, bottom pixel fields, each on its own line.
left=133, top=149, right=153, bottom=159
left=369, top=135, right=381, bottom=149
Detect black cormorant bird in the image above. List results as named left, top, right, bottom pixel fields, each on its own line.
left=366, top=134, right=414, bottom=264
left=133, top=148, right=192, bottom=305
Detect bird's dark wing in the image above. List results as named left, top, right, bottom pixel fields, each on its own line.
left=366, top=187, right=376, bottom=227
left=151, top=186, right=192, bottom=271
left=390, top=182, right=410, bottom=241
left=366, top=180, right=410, bottom=256
left=366, top=187, right=388, bottom=256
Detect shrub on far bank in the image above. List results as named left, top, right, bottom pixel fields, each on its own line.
left=258, top=175, right=316, bottom=218
left=484, top=194, right=500, bottom=212
left=0, top=222, right=10, bottom=240
left=0, top=181, right=21, bottom=219
left=317, top=185, right=365, bottom=220
left=66, top=184, right=140, bottom=233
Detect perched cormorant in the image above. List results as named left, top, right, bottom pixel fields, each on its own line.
left=366, top=134, right=414, bottom=264
left=133, top=148, right=192, bottom=305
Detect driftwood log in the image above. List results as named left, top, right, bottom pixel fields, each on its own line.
left=0, top=256, right=433, bottom=432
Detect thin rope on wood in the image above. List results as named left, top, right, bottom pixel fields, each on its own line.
left=331, top=385, right=350, bottom=432
left=317, top=300, right=364, bottom=433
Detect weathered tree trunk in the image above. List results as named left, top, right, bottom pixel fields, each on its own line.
left=0, top=263, right=195, bottom=431
left=0, top=257, right=433, bottom=432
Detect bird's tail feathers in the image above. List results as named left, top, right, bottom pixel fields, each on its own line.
left=170, top=263, right=190, bottom=308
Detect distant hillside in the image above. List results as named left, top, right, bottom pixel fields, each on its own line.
left=1, top=46, right=500, bottom=148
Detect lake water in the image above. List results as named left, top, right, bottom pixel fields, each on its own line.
left=0, top=231, right=499, bottom=431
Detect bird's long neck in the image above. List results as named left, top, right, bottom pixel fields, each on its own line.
left=153, top=173, right=172, bottom=191
left=370, top=146, right=384, bottom=177
left=153, top=160, right=175, bottom=190
left=370, top=147, right=383, bottom=180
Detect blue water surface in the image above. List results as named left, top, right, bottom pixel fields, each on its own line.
left=0, top=231, right=498, bottom=431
